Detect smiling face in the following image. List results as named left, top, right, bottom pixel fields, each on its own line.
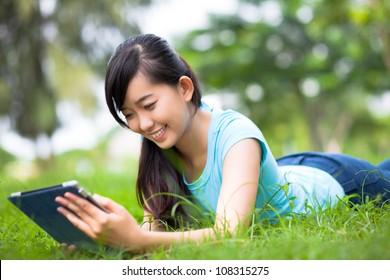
left=121, top=72, right=195, bottom=149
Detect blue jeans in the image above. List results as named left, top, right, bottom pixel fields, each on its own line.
left=276, top=152, right=390, bottom=204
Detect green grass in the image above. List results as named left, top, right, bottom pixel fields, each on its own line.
left=1, top=153, right=389, bottom=260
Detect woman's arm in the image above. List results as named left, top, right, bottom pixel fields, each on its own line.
left=215, top=138, right=261, bottom=233
left=55, top=192, right=215, bottom=251
left=55, top=138, right=261, bottom=251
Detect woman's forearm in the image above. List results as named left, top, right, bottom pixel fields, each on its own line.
left=131, top=227, right=215, bottom=252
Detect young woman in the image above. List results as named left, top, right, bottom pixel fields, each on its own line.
left=55, top=34, right=390, bottom=252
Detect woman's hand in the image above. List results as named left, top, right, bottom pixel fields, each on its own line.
left=55, top=192, right=143, bottom=250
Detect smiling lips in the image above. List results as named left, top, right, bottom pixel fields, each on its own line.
left=151, top=125, right=166, bottom=139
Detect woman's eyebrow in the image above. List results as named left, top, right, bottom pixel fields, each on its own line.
left=135, top=93, right=154, bottom=105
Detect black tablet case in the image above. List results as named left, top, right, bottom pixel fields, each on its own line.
left=8, top=182, right=98, bottom=249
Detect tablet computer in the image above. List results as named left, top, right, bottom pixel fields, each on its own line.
left=8, top=180, right=108, bottom=249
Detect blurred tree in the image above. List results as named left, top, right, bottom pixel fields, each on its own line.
left=177, top=0, right=390, bottom=157
left=0, top=0, right=151, bottom=160
left=0, top=147, right=15, bottom=168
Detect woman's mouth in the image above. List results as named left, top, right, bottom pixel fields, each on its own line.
left=151, top=125, right=166, bottom=139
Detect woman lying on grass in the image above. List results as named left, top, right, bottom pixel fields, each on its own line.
left=55, top=34, right=390, bottom=252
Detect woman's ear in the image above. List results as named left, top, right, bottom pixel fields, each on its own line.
left=178, top=76, right=194, bottom=102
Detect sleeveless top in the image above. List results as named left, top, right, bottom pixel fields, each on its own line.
left=184, top=106, right=345, bottom=223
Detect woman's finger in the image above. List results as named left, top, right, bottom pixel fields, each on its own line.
left=56, top=206, right=97, bottom=238
left=55, top=192, right=100, bottom=222
left=55, top=193, right=112, bottom=241
left=60, top=243, right=77, bottom=251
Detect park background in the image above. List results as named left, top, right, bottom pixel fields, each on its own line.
left=1, top=0, right=390, bottom=260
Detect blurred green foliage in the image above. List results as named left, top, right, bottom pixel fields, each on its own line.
left=0, top=0, right=150, bottom=159
left=0, top=147, right=15, bottom=167
left=0, top=0, right=389, bottom=166
left=177, top=0, right=390, bottom=161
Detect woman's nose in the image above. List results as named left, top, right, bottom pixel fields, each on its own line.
left=139, top=115, right=154, bottom=132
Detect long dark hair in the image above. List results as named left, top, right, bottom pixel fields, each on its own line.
left=105, top=34, right=202, bottom=226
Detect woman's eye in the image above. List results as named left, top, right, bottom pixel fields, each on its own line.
left=124, top=112, right=134, bottom=120
left=144, top=101, right=157, bottom=110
